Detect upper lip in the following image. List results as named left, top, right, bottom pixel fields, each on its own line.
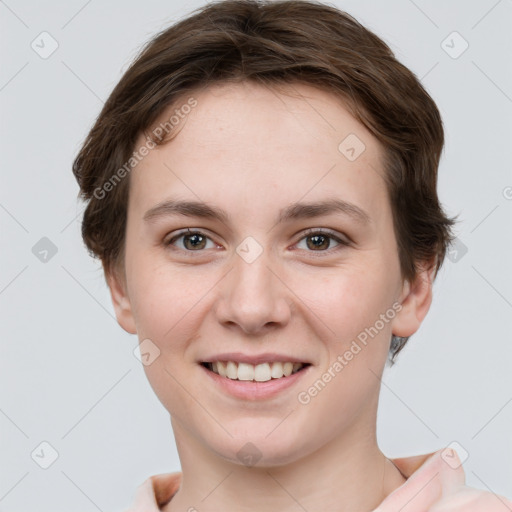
left=200, top=352, right=312, bottom=365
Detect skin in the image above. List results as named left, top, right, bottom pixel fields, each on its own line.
left=107, top=81, right=435, bottom=511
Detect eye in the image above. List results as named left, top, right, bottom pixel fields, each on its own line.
left=166, top=229, right=218, bottom=251
left=165, top=228, right=349, bottom=254
left=295, top=229, right=348, bottom=252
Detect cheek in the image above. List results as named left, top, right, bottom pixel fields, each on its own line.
left=128, top=263, right=213, bottom=413
left=298, top=355, right=381, bottom=443
left=128, top=258, right=215, bottom=344
left=295, top=262, right=397, bottom=337
left=292, top=261, right=399, bottom=404
left=292, top=269, right=395, bottom=429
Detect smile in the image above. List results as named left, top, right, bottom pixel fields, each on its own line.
left=201, top=361, right=311, bottom=381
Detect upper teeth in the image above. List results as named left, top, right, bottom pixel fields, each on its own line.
left=210, top=361, right=305, bottom=381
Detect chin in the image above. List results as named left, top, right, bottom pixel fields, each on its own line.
left=209, top=431, right=310, bottom=469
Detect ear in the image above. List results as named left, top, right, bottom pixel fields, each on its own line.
left=391, top=262, right=435, bottom=338
left=105, top=265, right=137, bottom=334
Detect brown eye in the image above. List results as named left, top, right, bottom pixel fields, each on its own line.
left=167, top=231, right=216, bottom=251
left=295, top=230, right=347, bottom=252
left=182, top=233, right=207, bottom=250
left=306, top=234, right=331, bottom=250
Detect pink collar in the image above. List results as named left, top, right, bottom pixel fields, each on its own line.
left=127, top=448, right=466, bottom=511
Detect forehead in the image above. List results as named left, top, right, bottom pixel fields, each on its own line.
left=147, top=81, right=379, bottom=156
left=130, top=81, right=388, bottom=220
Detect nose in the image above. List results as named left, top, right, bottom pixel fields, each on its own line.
left=214, top=247, right=292, bottom=335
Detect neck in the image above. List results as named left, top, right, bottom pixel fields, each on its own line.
left=163, top=416, right=406, bottom=512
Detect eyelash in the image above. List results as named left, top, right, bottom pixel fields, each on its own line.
left=165, top=228, right=350, bottom=255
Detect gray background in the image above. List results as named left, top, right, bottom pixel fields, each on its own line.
left=1, top=0, right=511, bottom=510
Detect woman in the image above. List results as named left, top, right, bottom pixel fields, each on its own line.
left=72, top=1, right=511, bottom=510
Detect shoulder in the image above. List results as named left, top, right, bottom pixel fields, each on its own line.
left=378, top=448, right=512, bottom=511
left=125, top=472, right=182, bottom=511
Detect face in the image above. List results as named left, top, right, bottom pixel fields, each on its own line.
left=108, top=81, right=431, bottom=467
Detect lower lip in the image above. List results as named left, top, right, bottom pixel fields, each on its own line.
left=199, top=364, right=311, bottom=400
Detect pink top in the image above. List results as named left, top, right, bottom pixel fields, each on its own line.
left=125, top=448, right=511, bottom=511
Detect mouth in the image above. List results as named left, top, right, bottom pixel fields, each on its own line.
left=200, top=361, right=312, bottom=382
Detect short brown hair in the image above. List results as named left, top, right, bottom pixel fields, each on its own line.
left=72, top=0, right=454, bottom=361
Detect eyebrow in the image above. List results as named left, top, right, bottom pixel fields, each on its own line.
left=143, top=197, right=371, bottom=225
